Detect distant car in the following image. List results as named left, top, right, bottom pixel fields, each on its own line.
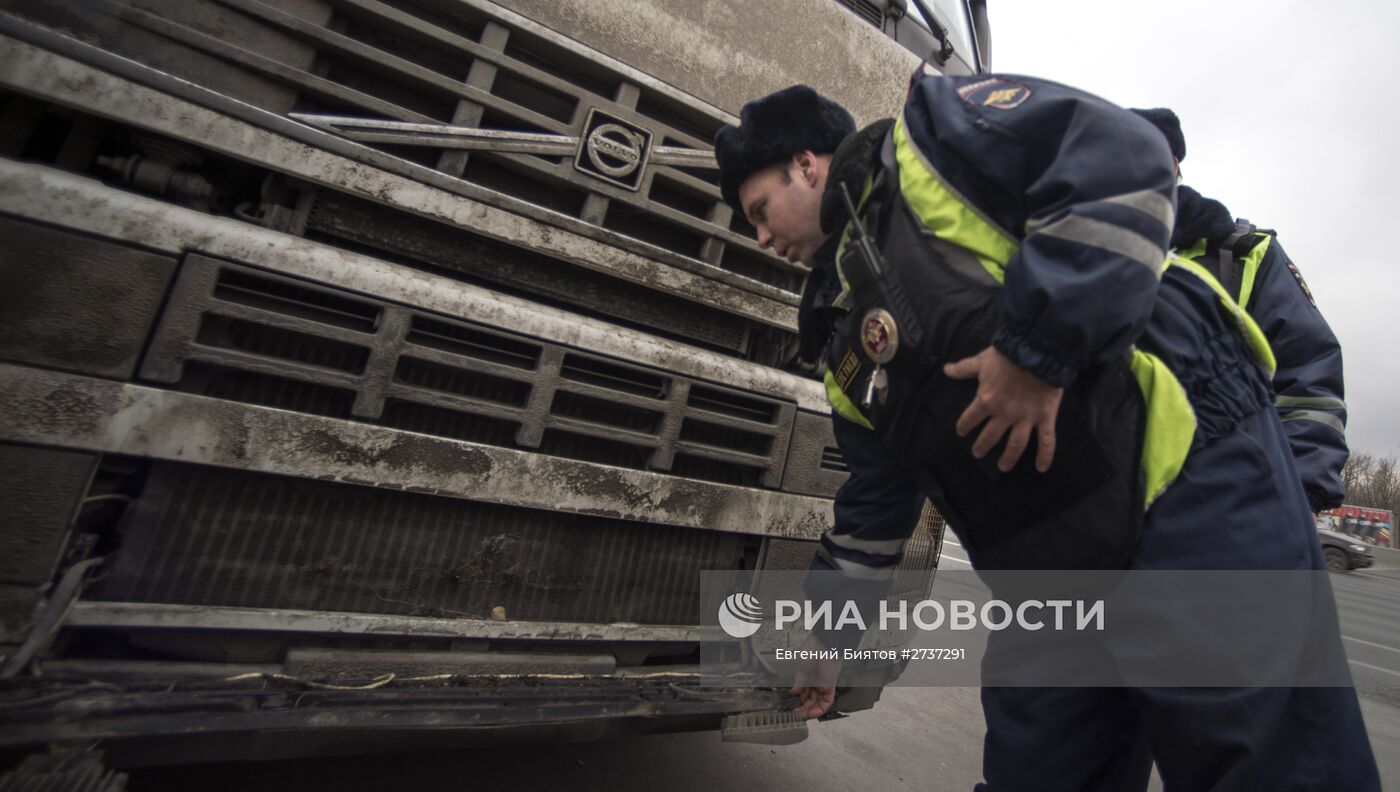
left=1318, top=529, right=1375, bottom=571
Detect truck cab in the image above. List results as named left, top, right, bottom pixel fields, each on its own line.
left=0, top=0, right=984, bottom=773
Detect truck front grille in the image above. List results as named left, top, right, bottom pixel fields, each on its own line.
left=141, top=255, right=799, bottom=490
left=96, top=0, right=802, bottom=294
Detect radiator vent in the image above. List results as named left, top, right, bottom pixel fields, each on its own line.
left=688, top=384, right=779, bottom=425
left=91, top=464, right=757, bottom=625
left=819, top=447, right=849, bottom=474
left=304, top=191, right=754, bottom=354
left=183, top=362, right=356, bottom=419
left=141, top=255, right=798, bottom=490
left=560, top=353, right=667, bottom=399
left=405, top=315, right=540, bottom=369
left=214, top=268, right=380, bottom=333
left=551, top=391, right=662, bottom=433
left=197, top=314, right=370, bottom=375
left=395, top=355, right=532, bottom=407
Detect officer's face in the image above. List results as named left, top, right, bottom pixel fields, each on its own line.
left=739, top=153, right=827, bottom=265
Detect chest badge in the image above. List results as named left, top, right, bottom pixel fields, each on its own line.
left=860, top=308, right=899, bottom=364
left=859, top=308, right=898, bottom=409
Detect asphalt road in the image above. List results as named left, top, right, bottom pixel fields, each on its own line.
left=1331, top=567, right=1400, bottom=703
left=128, top=550, right=1400, bottom=791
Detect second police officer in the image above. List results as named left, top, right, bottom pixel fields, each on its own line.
left=1132, top=106, right=1350, bottom=517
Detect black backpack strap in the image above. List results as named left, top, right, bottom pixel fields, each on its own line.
left=1214, top=218, right=1257, bottom=303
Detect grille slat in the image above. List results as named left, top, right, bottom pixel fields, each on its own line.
left=559, top=353, right=667, bottom=399
left=215, top=270, right=381, bottom=333
left=395, top=356, right=532, bottom=406
left=198, top=314, right=371, bottom=375
left=405, top=315, right=540, bottom=369
left=550, top=391, right=663, bottom=435
left=380, top=399, right=520, bottom=445
left=545, top=416, right=662, bottom=449
left=687, top=384, right=779, bottom=425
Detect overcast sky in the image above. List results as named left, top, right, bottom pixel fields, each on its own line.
left=984, top=0, right=1400, bottom=459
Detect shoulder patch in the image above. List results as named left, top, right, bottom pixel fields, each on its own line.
left=1285, top=257, right=1317, bottom=307
left=956, top=78, right=1032, bottom=110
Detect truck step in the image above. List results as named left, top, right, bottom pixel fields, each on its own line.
left=0, top=751, right=127, bottom=792
left=720, top=710, right=809, bottom=745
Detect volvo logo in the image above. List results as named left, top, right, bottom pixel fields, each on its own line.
left=574, top=109, right=652, bottom=191
left=586, top=123, right=643, bottom=176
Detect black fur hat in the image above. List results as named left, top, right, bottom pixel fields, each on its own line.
left=714, top=85, right=855, bottom=214
left=1130, top=107, right=1186, bottom=162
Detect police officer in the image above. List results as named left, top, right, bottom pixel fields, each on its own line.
left=714, top=74, right=1379, bottom=791
left=1132, top=107, right=1349, bottom=514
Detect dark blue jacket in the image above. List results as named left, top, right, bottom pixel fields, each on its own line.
left=1172, top=188, right=1347, bottom=511
left=803, top=72, right=1280, bottom=642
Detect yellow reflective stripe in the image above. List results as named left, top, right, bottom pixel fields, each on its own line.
left=1176, top=238, right=1207, bottom=260
left=893, top=116, right=1017, bottom=284
left=1236, top=233, right=1271, bottom=310
left=1176, top=234, right=1270, bottom=310
left=1128, top=349, right=1196, bottom=510
left=824, top=369, right=874, bottom=430
left=1167, top=255, right=1277, bottom=377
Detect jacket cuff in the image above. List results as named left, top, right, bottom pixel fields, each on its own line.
left=1307, top=490, right=1343, bottom=514
left=992, top=326, right=1078, bottom=388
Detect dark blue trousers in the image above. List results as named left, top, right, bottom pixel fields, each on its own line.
left=977, top=408, right=1380, bottom=791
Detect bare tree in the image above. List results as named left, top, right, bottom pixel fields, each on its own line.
left=1369, top=456, right=1400, bottom=514
left=1341, top=451, right=1376, bottom=502
left=1341, top=451, right=1399, bottom=516
left=1341, top=452, right=1395, bottom=510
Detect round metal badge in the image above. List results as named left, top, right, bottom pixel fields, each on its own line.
left=860, top=308, right=899, bottom=364
left=586, top=123, right=643, bottom=178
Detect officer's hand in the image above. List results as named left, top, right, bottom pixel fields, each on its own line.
left=790, top=633, right=841, bottom=720
left=945, top=347, right=1064, bottom=473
